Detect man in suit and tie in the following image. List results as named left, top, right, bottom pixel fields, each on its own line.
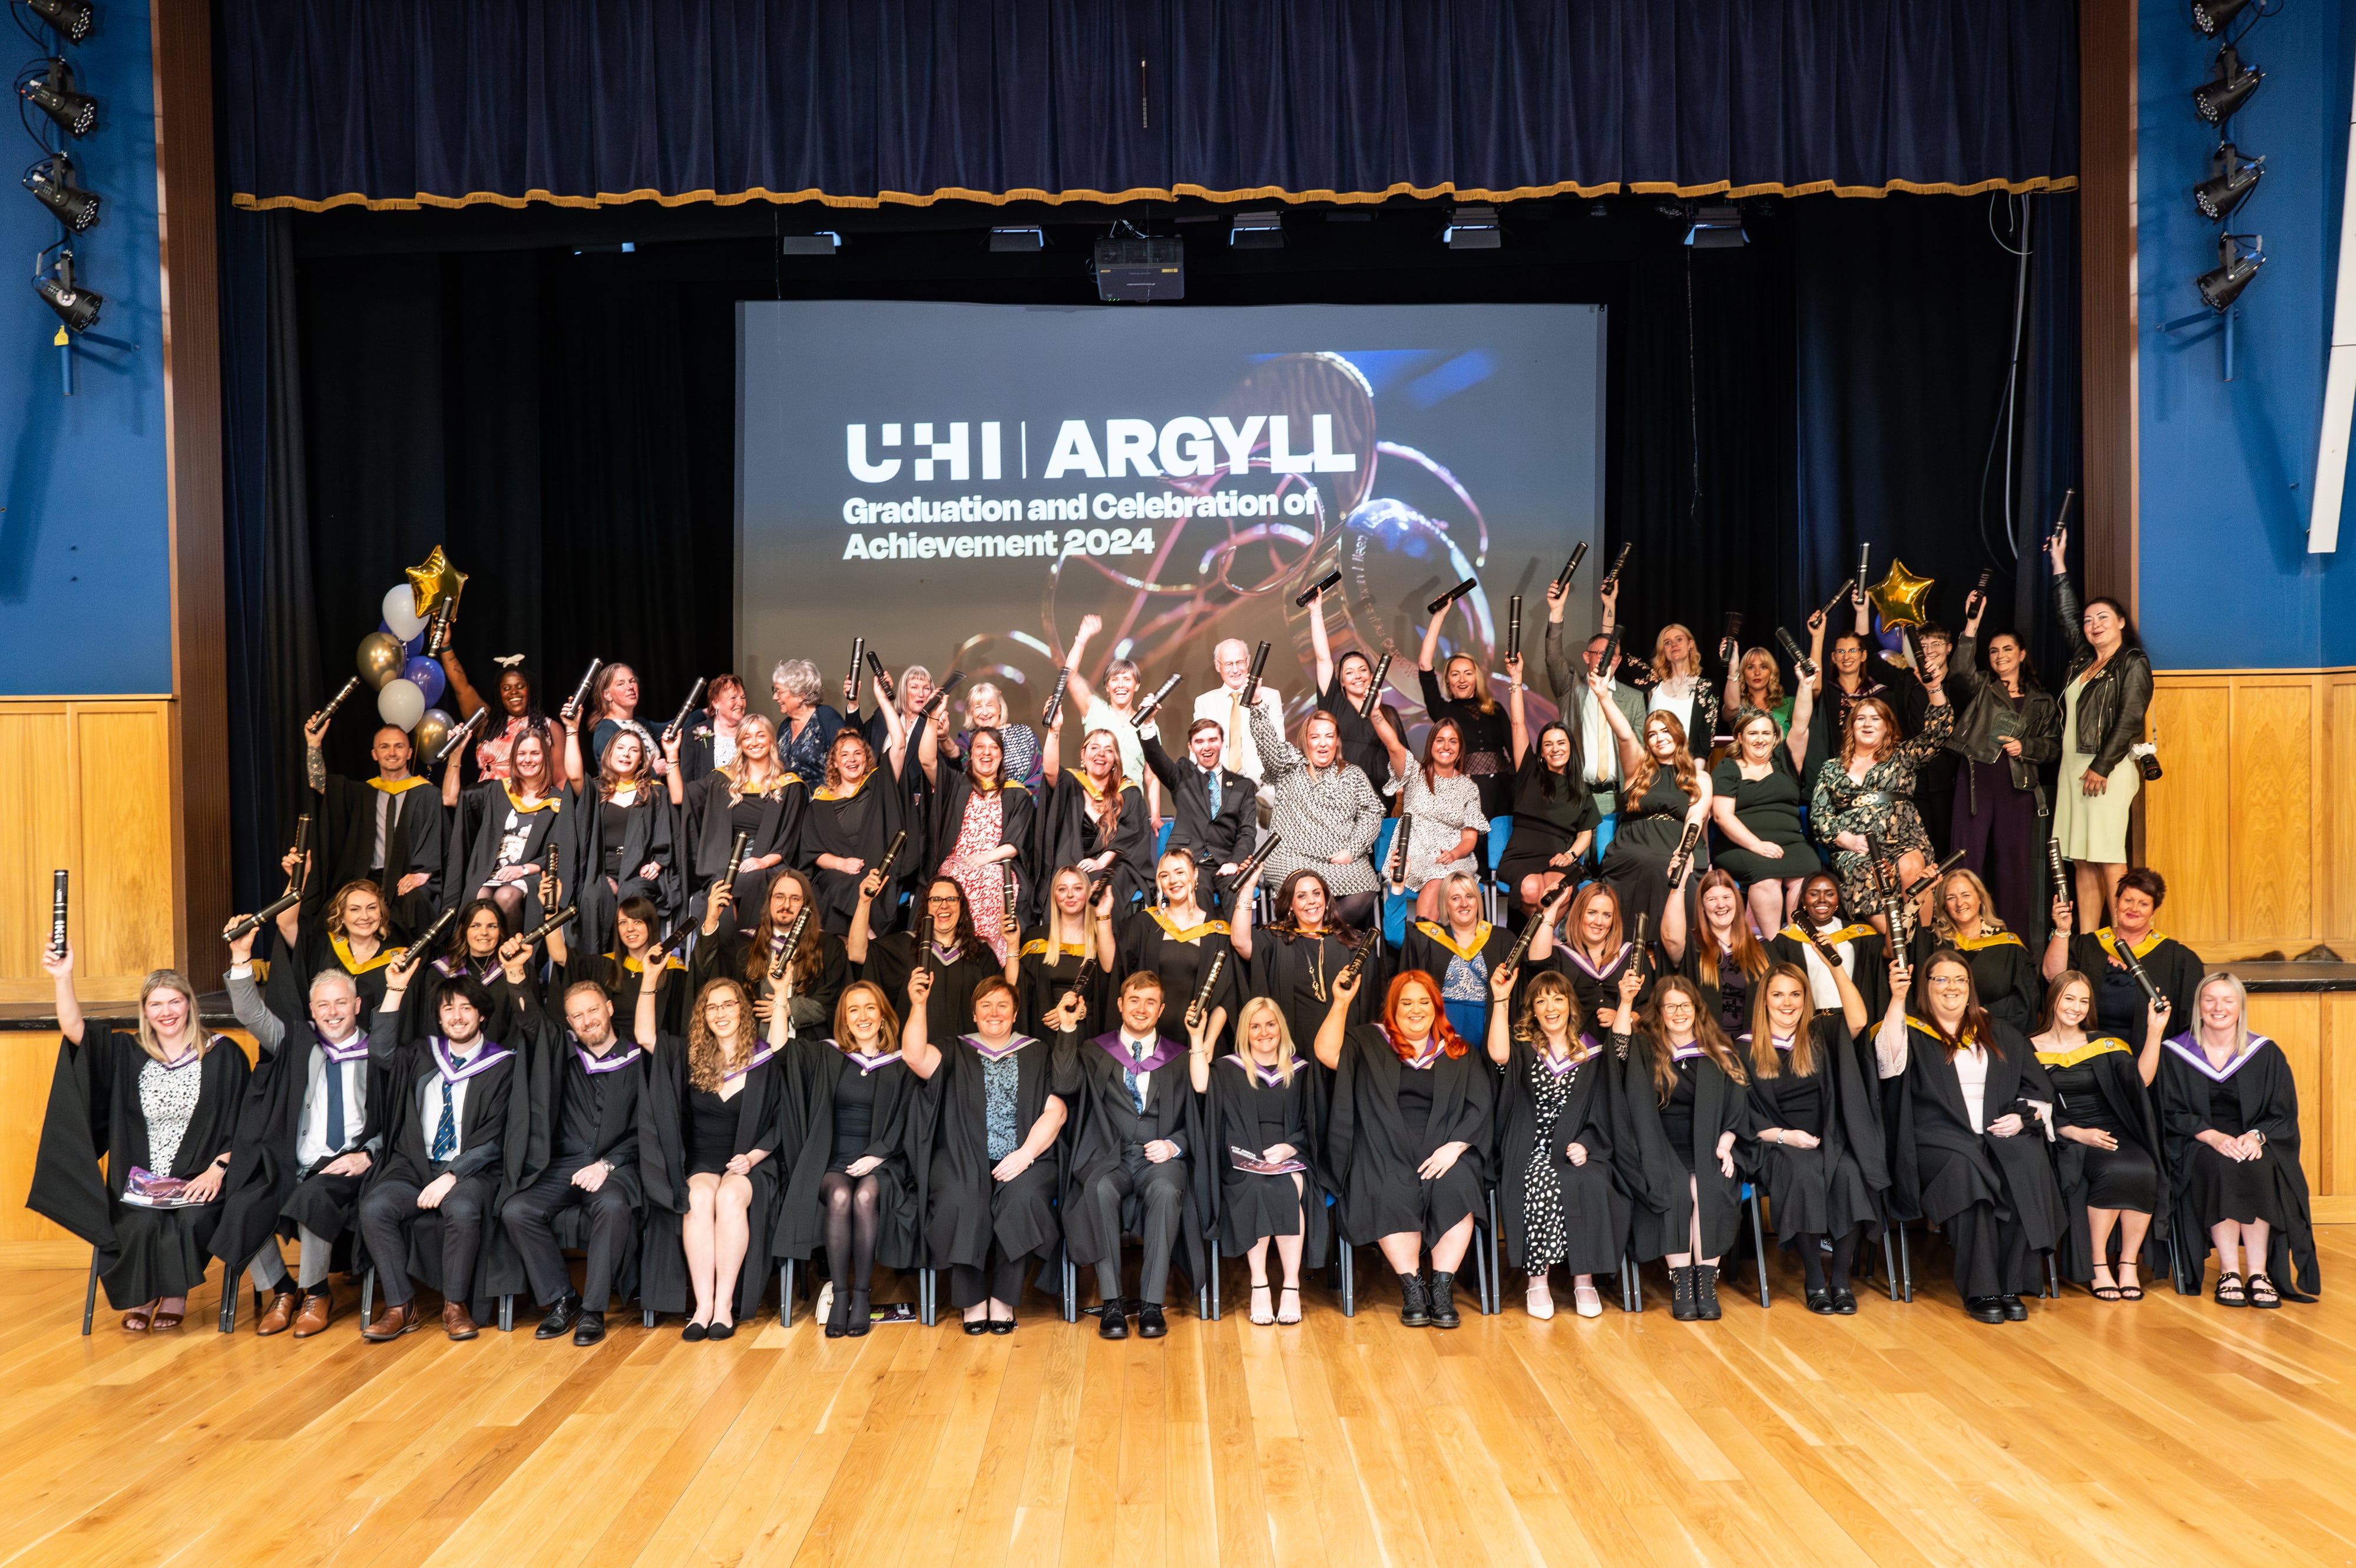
left=1543, top=577, right=1646, bottom=860
left=1139, top=716, right=1256, bottom=901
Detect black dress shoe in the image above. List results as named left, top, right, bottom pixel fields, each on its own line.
left=1999, top=1294, right=2027, bottom=1322
left=1965, top=1297, right=2006, bottom=1324
left=1098, top=1305, right=1129, bottom=1339
left=535, top=1294, right=582, bottom=1340
left=1830, top=1288, right=1859, bottom=1316
left=988, top=1316, right=1015, bottom=1335
left=682, top=1320, right=710, bottom=1342
left=1428, top=1272, right=1461, bottom=1329
left=707, top=1319, right=736, bottom=1340
left=1137, top=1304, right=1167, bottom=1339
left=1805, top=1288, right=1835, bottom=1315
left=962, top=1317, right=990, bottom=1335
left=573, top=1311, right=606, bottom=1347
left=1397, top=1272, right=1431, bottom=1328
left=846, top=1289, right=872, bottom=1337
left=825, top=1286, right=851, bottom=1339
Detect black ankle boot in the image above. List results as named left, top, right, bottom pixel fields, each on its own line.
left=1428, top=1272, right=1461, bottom=1329
left=845, top=1288, right=871, bottom=1338
left=1696, top=1264, right=1723, bottom=1321
left=1398, top=1272, right=1431, bottom=1328
left=1670, top=1266, right=1699, bottom=1322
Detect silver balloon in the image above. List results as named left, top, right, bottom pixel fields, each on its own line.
left=376, top=676, right=426, bottom=730
left=356, top=631, right=406, bottom=690
left=411, top=707, right=455, bottom=763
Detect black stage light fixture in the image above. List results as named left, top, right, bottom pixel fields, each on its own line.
left=34, top=246, right=100, bottom=332
left=2190, top=0, right=2252, bottom=36
left=1229, top=209, right=1282, bottom=248
left=2196, top=232, right=2265, bottom=311
left=21, top=58, right=95, bottom=138
left=24, top=0, right=94, bottom=43
left=2193, top=44, right=2263, bottom=125
left=989, top=226, right=1045, bottom=252
left=1442, top=204, right=1500, bottom=249
left=779, top=231, right=840, bottom=256
left=24, top=151, right=98, bottom=231
left=2193, top=142, right=2264, bottom=220
left=1683, top=203, right=1747, bottom=248
left=1093, top=235, right=1184, bottom=301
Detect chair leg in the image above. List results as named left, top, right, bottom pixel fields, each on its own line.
left=1898, top=1225, right=1914, bottom=1304
left=362, top=1267, right=376, bottom=1325
left=1060, top=1248, right=1077, bottom=1324
left=218, top=1279, right=239, bottom=1334
left=642, top=1304, right=656, bottom=1329
left=498, top=1295, right=514, bottom=1332
left=779, top=1259, right=795, bottom=1328
left=1880, top=1228, right=1901, bottom=1301
left=82, top=1251, right=99, bottom=1336
left=1339, top=1240, right=1355, bottom=1318
left=1749, top=1193, right=1771, bottom=1308
left=2043, top=1251, right=2059, bottom=1300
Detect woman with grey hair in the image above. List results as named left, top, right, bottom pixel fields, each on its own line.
left=771, top=657, right=843, bottom=782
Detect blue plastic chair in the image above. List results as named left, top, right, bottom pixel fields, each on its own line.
left=1154, top=820, right=1172, bottom=859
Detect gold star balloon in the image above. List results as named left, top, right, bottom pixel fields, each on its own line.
left=405, top=545, right=468, bottom=619
left=1867, top=558, right=1935, bottom=628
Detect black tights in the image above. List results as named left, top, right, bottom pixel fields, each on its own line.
left=1798, top=1224, right=1864, bottom=1292
left=819, top=1171, right=881, bottom=1294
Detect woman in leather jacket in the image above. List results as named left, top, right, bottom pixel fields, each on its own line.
left=2047, top=525, right=2153, bottom=924
left=1947, top=589, right=2063, bottom=938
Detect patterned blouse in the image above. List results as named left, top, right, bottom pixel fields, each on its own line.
left=1248, top=706, right=1385, bottom=895
left=1384, top=765, right=1490, bottom=892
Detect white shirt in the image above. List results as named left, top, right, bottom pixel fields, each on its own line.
left=1951, top=1044, right=1991, bottom=1133
left=1796, top=922, right=1859, bottom=1009
left=422, top=1050, right=480, bottom=1159
left=297, top=1032, right=370, bottom=1168
left=1119, top=1030, right=1160, bottom=1102
left=1192, top=684, right=1282, bottom=785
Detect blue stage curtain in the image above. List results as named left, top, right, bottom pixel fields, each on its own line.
left=220, top=0, right=2079, bottom=213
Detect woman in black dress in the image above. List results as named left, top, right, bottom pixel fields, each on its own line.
left=800, top=700, right=911, bottom=934
left=1743, top=957, right=1886, bottom=1315
left=680, top=713, right=803, bottom=940
left=1662, top=867, right=1773, bottom=1039
left=1484, top=965, right=1626, bottom=1321
left=1612, top=968, right=1751, bottom=1321
left=1114, top=851, right=1247, bottom=1046
left=2042, top=866, right=2205, bottom=1040
left=1871, top=950, right=2066, bottom=1324
left=1920, top=869, right=2041, bottom=1037
left=32, top=949, right=251, bottom=1331
left=1314, top=967, right=1495, bottom=1330
left=636, top=965, right=783, bottom=1338
left=1497, top=650, right=1597, bottom=915
left=1548, top=881, right=1653, bottom=1034
left=1039, top=716, right=1154, bottom=914
left=1709, top=696, right=1822, bottom=938
left=561, top=712, right=684, bottom=960
left=2031, top=970, right=2170, bottom=1301
left=1307, top=595, right=1393, bottom=785
left=1243, top=869, right=1372, bottom=1056
left=1203, top=995, right=1328, bottom=1326
left=439, top=725, right=566, bottom=934
left=1417, top=611, right=1514, bottom=822
left=775, top=981, right=922, bottom=1337
left=1587, top=667, right=1713, bottom=937
left=1013, top=865, right=1117, bottom=1036
left=902, top=971, right=1074, bottom=1333
left=2162, top=972, right=2319, bottom=1306
left=852, top=873, right=1010, bottom=1051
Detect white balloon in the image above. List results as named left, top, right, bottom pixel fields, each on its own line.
left=382, top=583, right=429, bottom=641
left=376, top=676, right=426, bottom=730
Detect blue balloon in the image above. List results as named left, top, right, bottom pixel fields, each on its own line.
left=403, top=654, right=446, bottom=706
left=380, top=618, right=425, bottom=657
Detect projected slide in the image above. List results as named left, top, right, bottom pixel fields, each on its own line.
left=739, top=300, right=1604, bottom=727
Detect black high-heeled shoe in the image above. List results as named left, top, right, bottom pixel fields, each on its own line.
left=846, top=1289, right=872, bottom=1337
left=825, top=1285, right=851, bottom=1339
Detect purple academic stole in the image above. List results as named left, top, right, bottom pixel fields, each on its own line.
left=841, top=1047, right=903, bottom=1076
left=1564, top=942, right=1633, bottom=978
left=962, top=1033, right=1032, bottom=1063
left=2163, top=1031, right=2270, bottom=1083
left=313, top=1028, right=369, bottom=1065
left=1226, top=1056, right=1288, bottom=1089
left=575, top=1043, right=643, bottom=1075
left=1094, top=1030, right=1183, bottom=1075
left=1540, top=1034, right=1607, bottom=1077
left=432, top=1038, right=512, bottom=1082
left=723, top=1043, right=780, bottom=1082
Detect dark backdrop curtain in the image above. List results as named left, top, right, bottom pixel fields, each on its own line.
left=220, top=0, right=2078, bottom=213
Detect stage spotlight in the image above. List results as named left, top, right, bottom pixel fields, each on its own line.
left=2196, top=232, right=2264, bottom=311
left=2193, top=143, right=2264, bottom=220
left=21, top=59, right=95, bottom=138
left=1093, top=236, right=1184, bottom=302
left=1684, top=203, right=1746, bottom=248
left=34, top=247, right=100, bottom=332
left=2193, top=44, right=2262, bottom=124
left=1442, top=205, right=1500, bottom=249
left=24, top=152, right=98, bottom=231
left=1229, top=209, right=1282, bottom=248
left=779, top=231, right=840, bottom=256
left=2190, top=0, right=2252, bottom=35
left=24, top=0, right=94, bottom=43
left=989, top=226, right=1045, bottom=252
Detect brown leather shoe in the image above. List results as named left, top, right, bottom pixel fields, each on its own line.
left=362, top=1301, right=423, bottom=1341
left=256, top=1290, right=301, bottom=1336
left=442, top=1300, right=481, bottom=1341
left=292, top=1292, right=335, bottom=1338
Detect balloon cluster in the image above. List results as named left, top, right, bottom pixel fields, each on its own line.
left=353, top=547, right=467, bottom=756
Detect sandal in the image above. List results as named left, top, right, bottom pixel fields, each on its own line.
left=2215, top=1272, right=2247, bottom=1308
left=2089, top=1265, right=2122, bottom=1303
left=120, top=1301, right=157, bottom=1334
left=1248, top=1283, right=1274, bottom=1326
left=2248, top=1273, right=2281, bottom=1309
left=1277, top=1286, right=1302, bottom=1325
left=2117, top=1264, right=2144, bottom=1301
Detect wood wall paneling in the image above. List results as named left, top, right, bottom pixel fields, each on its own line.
left=2146, top=680, right=2232, bottom=950
left=0, top=706, right=72, bottom=981
left=2229, top=680, right=2315, bottom=942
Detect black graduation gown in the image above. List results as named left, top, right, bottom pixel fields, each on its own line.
left=1250, top=927, right=1372, bottom=1059
left=359, top=1021, right=532, bottom=1319
left=1060, top=1031, right=1215, bottom=1284
left=771, top=1038, right=924, bottom=1271
left=1014, top=928, right=1111, bottom=1037
left=275, top=915, right=397, bottom=1015
left=859, top=932, right=1001, bottom=1048
left=1113, top=908, right=1244, bottom=1044
left=29, top=1030, right=250, bottom=1308
left=912, top=1033, right=1074, bottom=1270
left=859, top=703, right=937, bottom=887
left=563, top=950, right=690, bottom=1041
left=926, top=765, right=1040, bottom=925
left=1912, top=930, right=2042, bottom=1038
left=1765, top=925, right=1891, bottom=1058
left=1617, top=1036, right=1752, bottom=1263
left=398, top=951, right=525, bottom=1045
left=1323, top=1026, right=1494, bottom=1248
left=801, top=763, right=912, bottom=935
left=446, top=779, right=568, bottom=934
left=1490, top=1031, right=1630, bottom=1276
left=1206, top=1054, right=1331, bottom=1262
left=1038, top=775, right=1153, bottom=912
left=310, top=774, right=446, bottom=934
left=2067, top=930, right=2204, bottom=1037
left=1546, top=941, right=1657, bottom=1036
left=1882, top=1018, right=2067, bottom=1256
left=504, top=997, right=648, bottom=1304
left=637, top=1038, right=785, bottom=1319
left=1395, top=920, right=1520, bottom=1047
left=683, top=770, right=806, bottom=925
left=2037, top=1037, right=2171, bottom=1283
left=1742, top=1017, right=1890, bottom=1245
left=689, top=927, right=851, bottom=1040
left=571, top=782, right=686, bottom=958
left=2159, top=1034, right=2319, bottom=1299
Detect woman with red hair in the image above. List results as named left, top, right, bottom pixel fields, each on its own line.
left=1314, top=968, right=1495, bottom=1329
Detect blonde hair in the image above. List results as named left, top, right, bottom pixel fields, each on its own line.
left=1233, top=995, right=1303, bottom=1084
left=722, top=713, right=790, bottom=794
left=1736, top=647, right=1787, bottom=710
left=2195, top=972, right=2252, bottom=1058
left=134, top=970, right=210, bottom=1064
left=1930, top=868, right=2006, bottom=941
left=1650, top=623, right=1703, bottom=683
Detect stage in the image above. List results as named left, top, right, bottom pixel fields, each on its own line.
left=6, top=1234, right=2351, bottom=1567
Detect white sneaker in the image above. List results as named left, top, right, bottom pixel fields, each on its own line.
left=1573, top=1285, right=1603, bottom=1319
left=1525, top=1284, right=1556, bottom=1320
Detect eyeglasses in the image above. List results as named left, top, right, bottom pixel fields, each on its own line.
left=926, top=895, right=961, bottom=908
left=1927, top=975, right=1970, bottom=989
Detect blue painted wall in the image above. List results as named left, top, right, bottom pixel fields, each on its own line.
left=2138, top=0, right=2356, bottom=670
left=0, top=0, right=171, bottom=694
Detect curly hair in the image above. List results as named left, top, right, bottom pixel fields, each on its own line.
left=823, top=729, right=877, bottom=794
left=687, top=977, right=756, bottom=1093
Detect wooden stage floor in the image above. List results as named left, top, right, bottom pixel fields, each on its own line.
left=5, top=1234, right=2352, bottom=1568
